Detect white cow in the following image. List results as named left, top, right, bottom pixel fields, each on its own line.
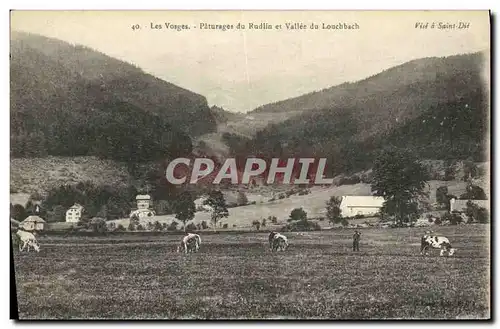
left=16, top=229, right=40, bottom=252
left=271, top=233, right=289, bottom=252
left=420, top=232, right=456, bottom=256
left=177, top=233, right=201, bottom=254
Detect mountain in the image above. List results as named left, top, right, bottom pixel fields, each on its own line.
left=229, top=52, right=489, bottom=175
left=10, top=31, right=217, bottom=161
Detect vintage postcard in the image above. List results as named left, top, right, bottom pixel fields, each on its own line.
left=10, top=10, right=491, bottom=320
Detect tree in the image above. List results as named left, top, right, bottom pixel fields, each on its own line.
left=288, top=207, right=308, bottom=222
left=465, top=201, right=490, bottom=223
left=371, top=148, right=429, bottom=227
left=47, top=205, right=66, bottom=222
left=11, top=204, right=26, bottom=222
left=203, top=190, right=229, bottom=231
left=172, top=191, right=196, bottom=232
left=460, top=184, right=487, bottom=200
left=436, top=186, right=449, bottom=207
left=237, top=191, right=249, bottom=206
left=326, top=196, right=347, bottom=226
left=261, top=218, right=267, bottom=227
left=252, top=220, right=261, bottom=231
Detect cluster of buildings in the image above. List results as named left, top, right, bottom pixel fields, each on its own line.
left=13, top=194, right=155, bottom=232
left=12, top=192, right=490, bottom=232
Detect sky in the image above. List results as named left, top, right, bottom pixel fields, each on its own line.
left=10, top=10, right=490, bottom=113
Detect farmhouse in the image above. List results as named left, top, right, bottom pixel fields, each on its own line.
left=20, top=215, right=46, bottom=231
left=136, top=194, right=151, bottom=209
left=450, top=198, right=489, bottom=213
left=66, top=203, right=84, bottom=223
left=339, top=196, right=385, bottom=218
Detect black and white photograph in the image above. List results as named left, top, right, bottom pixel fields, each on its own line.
left=9, top=10, right=491, bottom=320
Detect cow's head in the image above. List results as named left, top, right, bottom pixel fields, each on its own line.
left=448, top=248, right=456, bottom=256
left=33, top=242, right=40, bottom=252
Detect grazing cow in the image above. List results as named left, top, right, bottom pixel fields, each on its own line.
left=16, top=230, right=40, bottom=252
left=177, top=233, right=201, bottom=254
left=271, top=233, right=289, bottom=252
left=420, top=232, right=456, bottom=256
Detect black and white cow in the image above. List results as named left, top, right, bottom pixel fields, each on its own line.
left=177, top=233, right=201, bottom=254
left=271, top=233, right=289, bottom=252
left=420, top=232, right=456, bottom=256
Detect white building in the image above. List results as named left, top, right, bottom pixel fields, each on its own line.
left=339, top=196, right=385, bottom=218
left=66, top=203, right=84, bottom=223
left=136, top=194, right=151, bottom=209
left=21, top=215, right=46, bottom=231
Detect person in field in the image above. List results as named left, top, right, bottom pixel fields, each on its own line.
left=268, top=231, right=278, bottom=251
left=420, top=232, right=456, bottom=256
left=16, top=229, right=40, bottom=252
left=177, top=233, right=201, bottom=254
left=352, top=230, right=361, bottom=252
left=271, top=233, right=289, bottom=252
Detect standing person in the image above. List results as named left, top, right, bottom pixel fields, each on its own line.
left=353, top=230, right=361, bottom=252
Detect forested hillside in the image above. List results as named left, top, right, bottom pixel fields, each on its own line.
left=10, top=31, right=217, bottom=162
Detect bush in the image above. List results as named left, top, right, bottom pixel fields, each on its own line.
left=249, top=201, right=256, bottom=205
left=185, top=223, right=197, bottom=232
left=465, top=201, right=490, bottom=223
left=269, top=198, right=276, bottom=202
left=460, top=185, right=487, bottom=200
left=281, top=220, right=321, bottom=232
left=196, top=223, right=202, bottom=230
left=252, top=220, right=261, bottom=230
left=201, top=221, right=209, bottom=230
left=154, top=221, right=163, bottom=231
left=354, top=214, right=365, bottom=219
left=127, top=222, right=136, bottom=231
left=167, top=221, right=179, bottom=232
left=222, top=223, right=228, bottom=229
left=136, top=224, right=144, bottom=231
left=434, top=218, right=442, bottom=225
left=269, top=216, right=278, bottom=224
left=288, top=207, right=308, bottom=222
left=116, top=224, right=125, bottom=231
left=278, top=194, right=286, bottom=200
left=261, top=218, right=267, bottom=227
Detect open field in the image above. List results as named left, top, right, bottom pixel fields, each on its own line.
left=13, top=225, right=490, bottom=319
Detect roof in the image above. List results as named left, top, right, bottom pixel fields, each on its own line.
left=136, top=194, right=151, bottom=200
left=22, top=215, right=46, bottom=223
left=68, top=203, right=84, bottom=210
left=340, top=196, right=385, bottom=208
left=450, top=199, right=490, bottom=211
